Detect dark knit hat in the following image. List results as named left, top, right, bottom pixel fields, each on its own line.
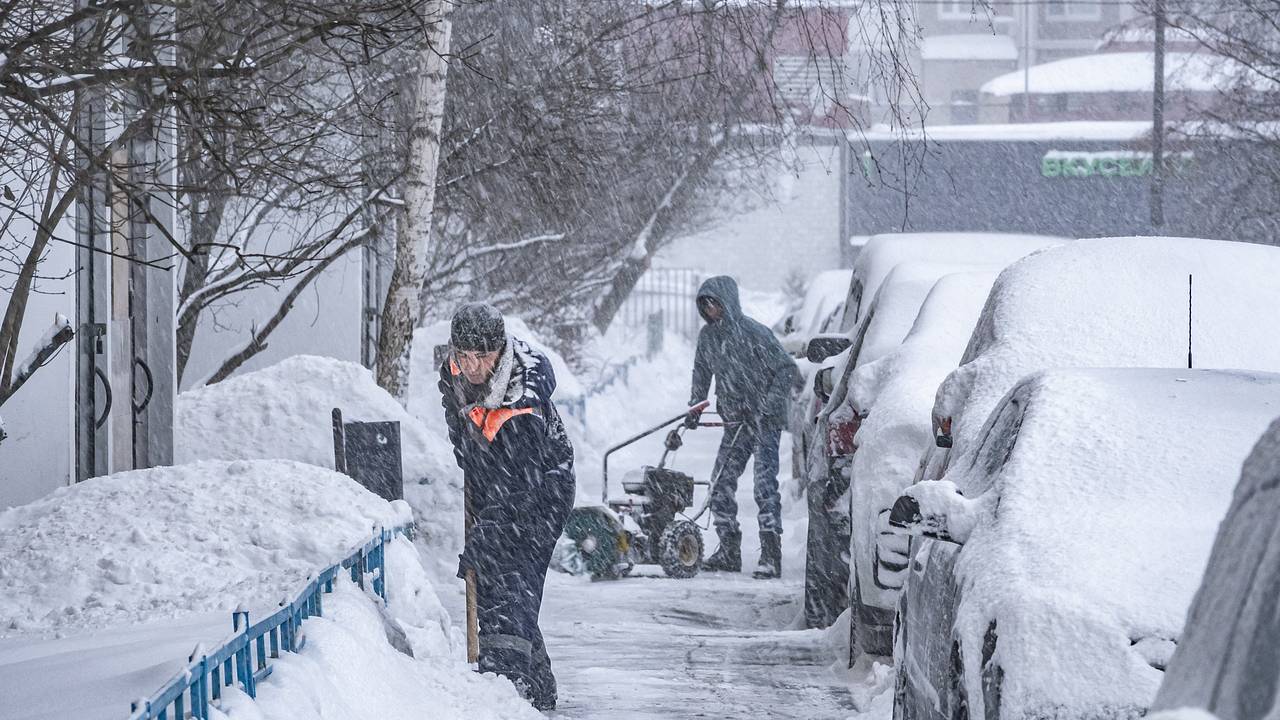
left=450, top=303, right=505, bottom=353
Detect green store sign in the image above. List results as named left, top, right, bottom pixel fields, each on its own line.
left=1041, top=151, right=1195, bottom=179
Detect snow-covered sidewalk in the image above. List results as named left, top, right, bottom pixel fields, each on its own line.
left=544, top=572, right=855, bottom=719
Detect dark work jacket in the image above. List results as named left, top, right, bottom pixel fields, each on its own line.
left=439, top=337, right=575, bottom=567
left=690, top=275, right=798, bottom=423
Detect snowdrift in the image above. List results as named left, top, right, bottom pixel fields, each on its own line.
left=177, top=355, right=462, bottom=551
left=0, top=459, right=410, bottom=638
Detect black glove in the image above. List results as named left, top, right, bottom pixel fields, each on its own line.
left=683, top=408, right=703, bottom=429
left=664, top=428, right=684, bottom=451
left=456, top=545, right=477, bottom=580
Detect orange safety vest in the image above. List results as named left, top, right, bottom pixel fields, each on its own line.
left=451, top=358, right=534, bottom=442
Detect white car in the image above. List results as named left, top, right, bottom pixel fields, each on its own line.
left=802, top=261, right=988, bottom=629
left=793, top=232, right=1062, bottom=486
left=891, top=369, right=1280, bottom=720
left=1147, top=416, right=1280, bottom=720
left=839, top=271, right=999, bottom=657
left=925, top=236, right=1280, bottom=487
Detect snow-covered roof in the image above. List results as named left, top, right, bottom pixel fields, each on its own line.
left=844, top=271, right=998, bottom=609
left=1152, top=416, right=1280, bottom=716
left=921, top=34, right=1018, bottom=62
left=842, top=232, right=1064, bottom=329
left=940, top=368, right=1280, bottom=720
left=981, top=51, right=1243, bottom=97
left=936, top=236, right=1280, bottom=456
left=859, top=121, right=1153, bottom=143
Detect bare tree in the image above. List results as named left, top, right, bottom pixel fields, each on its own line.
left=1155, top=1, right=1280, bottom=240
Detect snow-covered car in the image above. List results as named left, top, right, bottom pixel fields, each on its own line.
left=796, top=231, right=1062, bottom=480
left=833, top=232, right=1063, bottom=332
left=783, top=269, right=854, bottom=479
left=777, top=268, right=853, bottom=354
left=801, top=262, right=990, bottom=629
left=890, top=368, right=1280, bottom=720
left=922, top=236, right=1280, bottom=488
left=1147, top=417, right=1280, bottom=720
left=838, top=271, right=998, bottom=658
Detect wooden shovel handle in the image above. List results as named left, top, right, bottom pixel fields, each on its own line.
left=465, top=569, right=479, bottom=663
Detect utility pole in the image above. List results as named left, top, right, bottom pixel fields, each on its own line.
left=1151, top=0, right=1166, bottom=228
left=1023, top=0, right=1032, bottom=121
left=74, top=3, right=176, bottom=480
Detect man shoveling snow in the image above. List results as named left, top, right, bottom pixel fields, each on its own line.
left=439, top=303, right=576, bottom=711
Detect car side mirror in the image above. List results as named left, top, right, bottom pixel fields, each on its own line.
left=805, top=334, right=852, bottom=363
left=888, top=494, right=964, bottom=545
left=814, top=366, right=834, bottom=403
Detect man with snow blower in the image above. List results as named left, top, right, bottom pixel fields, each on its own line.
left=684, top=275, right=797, bottom=579
left=439, top=303, right=576, bottom=712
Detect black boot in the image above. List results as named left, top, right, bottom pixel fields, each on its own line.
left=703, top=529, right=742, bottom=572
left=752, top=531, right=781, bottom=579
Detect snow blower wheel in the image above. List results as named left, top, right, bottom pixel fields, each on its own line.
left=563, top=506, right=630, bottom=580
left=659, top=519, right=703, bottom=579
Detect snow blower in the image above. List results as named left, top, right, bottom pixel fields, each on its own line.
left=561, top=400, right=742, bottom=581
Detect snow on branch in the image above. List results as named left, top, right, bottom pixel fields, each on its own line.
left=0, top=313, right=73, bottom=408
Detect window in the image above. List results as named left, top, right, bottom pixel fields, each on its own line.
left=1045, top=0, right=1101, bottom=21
left=970, top=397, right=1026, bottom=485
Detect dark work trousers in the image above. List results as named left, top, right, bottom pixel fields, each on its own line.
left=474, top=469, right=574, bottom=708
left=708, top=413, right=783, bottom=537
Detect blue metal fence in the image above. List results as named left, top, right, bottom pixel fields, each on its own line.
left=125, top=524, right=412, bottom=720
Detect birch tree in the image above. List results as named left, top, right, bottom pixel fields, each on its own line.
left=375, top=0, right=454, bottom=399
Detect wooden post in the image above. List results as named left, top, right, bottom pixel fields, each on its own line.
left=464, top=472, right=479, bottom=663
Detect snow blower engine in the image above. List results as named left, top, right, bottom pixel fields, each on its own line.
left=563, top=400, right=723, bottom=580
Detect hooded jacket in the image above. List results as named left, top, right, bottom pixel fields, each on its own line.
left=690, top=276, right=798, bottom=421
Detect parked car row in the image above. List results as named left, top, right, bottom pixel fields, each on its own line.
left=785, top=233, right=1280, bottom=720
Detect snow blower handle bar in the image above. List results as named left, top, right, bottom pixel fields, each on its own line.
left=601, top=400, right=712, bottom=504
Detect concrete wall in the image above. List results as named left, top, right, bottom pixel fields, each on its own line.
left=657, top=142, right=846, bottom=291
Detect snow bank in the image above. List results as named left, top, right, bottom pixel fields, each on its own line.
left=0, top=459, right=409, bottom=638
left=210, top=538, right=541, bottom=720
left=178, top=355, right=455, bottom=485
left=942, top=369, right=1280, bottom=720
left=177, top=355, right=461, bottom=553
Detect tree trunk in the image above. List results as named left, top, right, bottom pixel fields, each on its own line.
left=591, top=138, right=725, bottom=335
left=376, top=3, right=453, bottom=400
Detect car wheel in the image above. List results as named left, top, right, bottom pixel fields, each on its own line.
left=804, top=486, right=848, bottom=628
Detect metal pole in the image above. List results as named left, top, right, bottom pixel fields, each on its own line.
left=1151, top=0, right=1166, bottom=228
left=1023, top=1, right=1032, bottom=121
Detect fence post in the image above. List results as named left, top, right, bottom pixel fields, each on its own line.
left=234, top=609, right=255, bottom=698
left=646, top=310, right=664, bottom=358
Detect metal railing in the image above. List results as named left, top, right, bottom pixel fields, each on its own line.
left=125, top=524, right=412, bottom=720
left=619, top=268, right=703, bottom=340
